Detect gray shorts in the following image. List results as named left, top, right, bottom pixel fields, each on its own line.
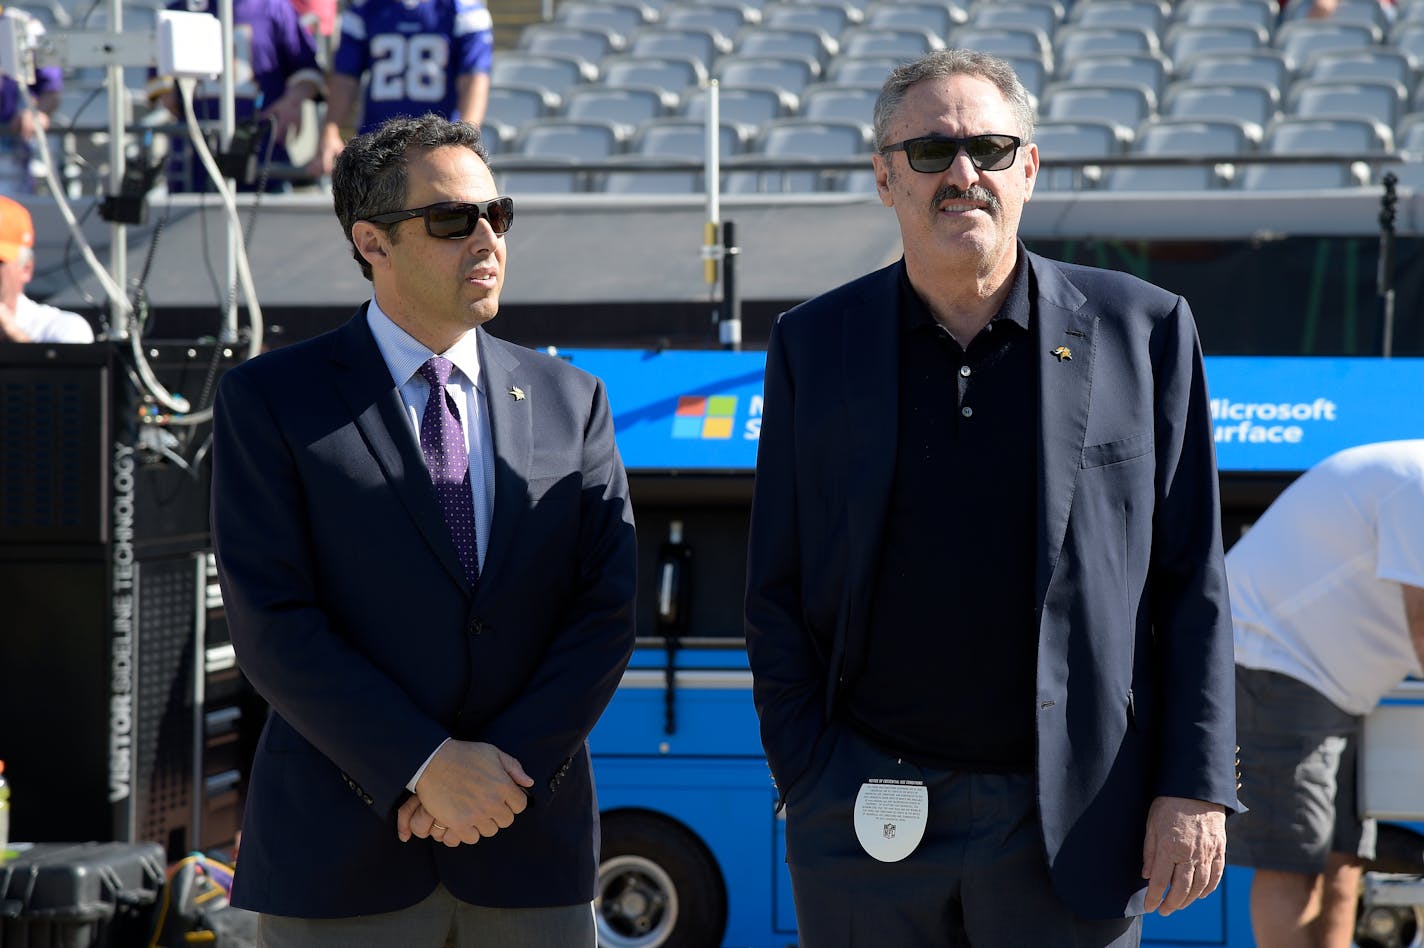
left=1226, top=666, right=1377, bottom=874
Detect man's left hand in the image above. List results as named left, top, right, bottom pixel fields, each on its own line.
left=1141, top=795, right=1226, bottom=916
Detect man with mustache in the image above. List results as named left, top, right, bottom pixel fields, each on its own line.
left=745, top=49, right=1240, bottom=947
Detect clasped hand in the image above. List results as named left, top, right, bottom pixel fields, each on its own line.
left=397, top=740, right=534, bottom=848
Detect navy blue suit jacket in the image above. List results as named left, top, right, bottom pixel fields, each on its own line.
left=745, top=251, right=1241, bottom=919
left=211, top=310, right=636, bottom=917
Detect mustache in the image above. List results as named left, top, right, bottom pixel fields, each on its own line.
left=933, top=185, right=998, bottom=211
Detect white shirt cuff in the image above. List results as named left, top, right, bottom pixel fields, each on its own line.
left=407, top=737, right=452, bottom=793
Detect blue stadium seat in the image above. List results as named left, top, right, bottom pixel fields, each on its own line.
left=1032, top=118, right=1126, bottom=190
left=1287, top=78, right=1408, bottom=131
left=1237, top=115, right=1392, bottom=190
left=966, top=1, right=1061, bottom=39
left=1103, top=116, right=1261, bottom=191
left=1059, top=52, right=1171, bottom=101
left=1163, top=80, right=1281, bottom=129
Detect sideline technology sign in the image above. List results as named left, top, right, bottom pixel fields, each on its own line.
left=562, top=350, right=1424, bottom=473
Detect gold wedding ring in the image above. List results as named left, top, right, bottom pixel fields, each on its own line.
left=431, top=822, right=448, bottom=833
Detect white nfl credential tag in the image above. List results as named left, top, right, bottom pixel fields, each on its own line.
left=854, top=774, right=928, bottom=862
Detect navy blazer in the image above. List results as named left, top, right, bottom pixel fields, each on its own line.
left=211, top=310, right=636, bottom=917
left=745, top=251, right=1241, bottom=919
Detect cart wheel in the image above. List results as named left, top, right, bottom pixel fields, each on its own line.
left=596, top=811, right=727, bottom=948
left=1357, top=825, right=1424, bottom=948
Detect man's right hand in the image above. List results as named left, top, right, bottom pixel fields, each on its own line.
left=398, top=740, right=534, bottom=846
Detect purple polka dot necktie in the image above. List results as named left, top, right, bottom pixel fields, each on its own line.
left=417, top=357, right=479, bottom=586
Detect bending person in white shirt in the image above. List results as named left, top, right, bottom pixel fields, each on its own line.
left=1226, top=439, right=1424, bottom=948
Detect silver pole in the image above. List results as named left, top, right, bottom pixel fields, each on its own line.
left=220, top=0, right=239, bottom=342
left=106, top=0, right=127, bottom=336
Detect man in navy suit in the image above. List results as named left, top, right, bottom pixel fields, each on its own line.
left=210, top=113, right=635, bottom=946
left=745, top=49, right=1241, bottom=946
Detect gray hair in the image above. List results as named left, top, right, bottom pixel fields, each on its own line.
left=332, top=113, right=489, bottom=281
left=873, top=49, right=1036, bottom=153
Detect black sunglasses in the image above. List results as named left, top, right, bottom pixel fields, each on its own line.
left=880, top=134, right=1023, bottom=173
left=365, top=197, right=515, bottom=239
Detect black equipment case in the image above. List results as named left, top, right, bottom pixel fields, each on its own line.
left=0, top=842, right=164, bottom=948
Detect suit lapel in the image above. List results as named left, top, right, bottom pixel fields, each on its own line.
left=1028, top=252, right=1096, bottom=608
left=475, top=329, right=531, bottom=596
left=331, top=310, right=470, bottom=590
left=841, top=263, right=901, bottom=657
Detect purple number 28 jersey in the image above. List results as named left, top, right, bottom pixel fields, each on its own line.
left=334, top=0, right=494, bottom=134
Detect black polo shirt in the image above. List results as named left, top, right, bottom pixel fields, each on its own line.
left=842, top=258, right=1040, bottom=773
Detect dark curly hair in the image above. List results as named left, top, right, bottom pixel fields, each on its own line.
left=332, top=113, right=489, bottom=281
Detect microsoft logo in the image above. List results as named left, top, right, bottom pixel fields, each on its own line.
left=673, top=395, right=737, bottom=440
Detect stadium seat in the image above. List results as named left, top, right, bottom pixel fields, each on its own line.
left=555, top=1, right=654, bottom=37
left=519, top=24, right=625, bottom=63
left=478, top=121, right=516, bottom=157
left=1171, top=0, right=1277, bottom=33
left=681, top=85, right=798, bottom=130
left=825, top=56, right=902, bottom=86
left=662, top=3, right=759, bottom=40
left=1054, top=25, right=1161, bottom=67
left=1273, top=21, right=1381, bottom=72
left=1032, top=118, right=1126, bottom=190
left=966, top=2, right=1061, bottom=39
left=1040, top=82, right=1157, bottom=133
left=1237, top=116, right=1392, bottom=190
left=799, top=83, right=880, bottom=124
left=1059, top=53, right=1171, bottom=101
left=485, top=84, right=563, bottom=133
left=733, top=26, right=839, bottom=65
left=598, top=154, right=705, bottom=193
left=838, top=26, right=945, bottom=59
left=600, top=55, right=710, bottom=94
left=562, top=86, right=676, bottom=131
left=1303, top=48, right=1414, bottom=86
left=1387, top=22, right=1424, bottom=69
left=1178, top=50, right=1293, bottom=91
left=762, top=1, right=860, bottom=38
left=1068, top=0, right=1170, bottom=35
left=598, top=118, right=746, bottom=192
left=862, top=2, right=965, bottom=39
left=1396, top=112, right=1424, bottom=152
left=1390, top=110, right=1424, bottom=184
left=1286, top=78, right=1408, bottom=131
left=490, top=53, right=598, bottom=102
left=725, top=118, right=872, bottom=192
left=513, top=118, right=627, bottom=161
left=491, top=155, right=586, bottom=194
left=1002, top=54, right=1049, bottom=102
left=948, top=26, right=1052, bottom=65
left=627, top=26, right=732, bottom=63
left=714, top=54, right=821, bottom=95
left=1163, top=24, right=1270, bottom=70
left=1163, top=80, right=1281, bottom=129
left=1103, top=116, right=1261, bottom=191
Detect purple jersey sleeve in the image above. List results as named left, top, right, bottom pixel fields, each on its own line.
left=450, top=0, right=493, bottom=76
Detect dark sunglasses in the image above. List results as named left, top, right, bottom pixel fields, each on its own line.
left=365, top=197, right=515, bottom=239
left=880, top=134, right=1023, bottom=173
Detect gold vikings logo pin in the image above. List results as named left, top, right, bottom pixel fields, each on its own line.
left=509, top=386, right=526, bottom=401
left=1050, top=346, right=1073, bottom=362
